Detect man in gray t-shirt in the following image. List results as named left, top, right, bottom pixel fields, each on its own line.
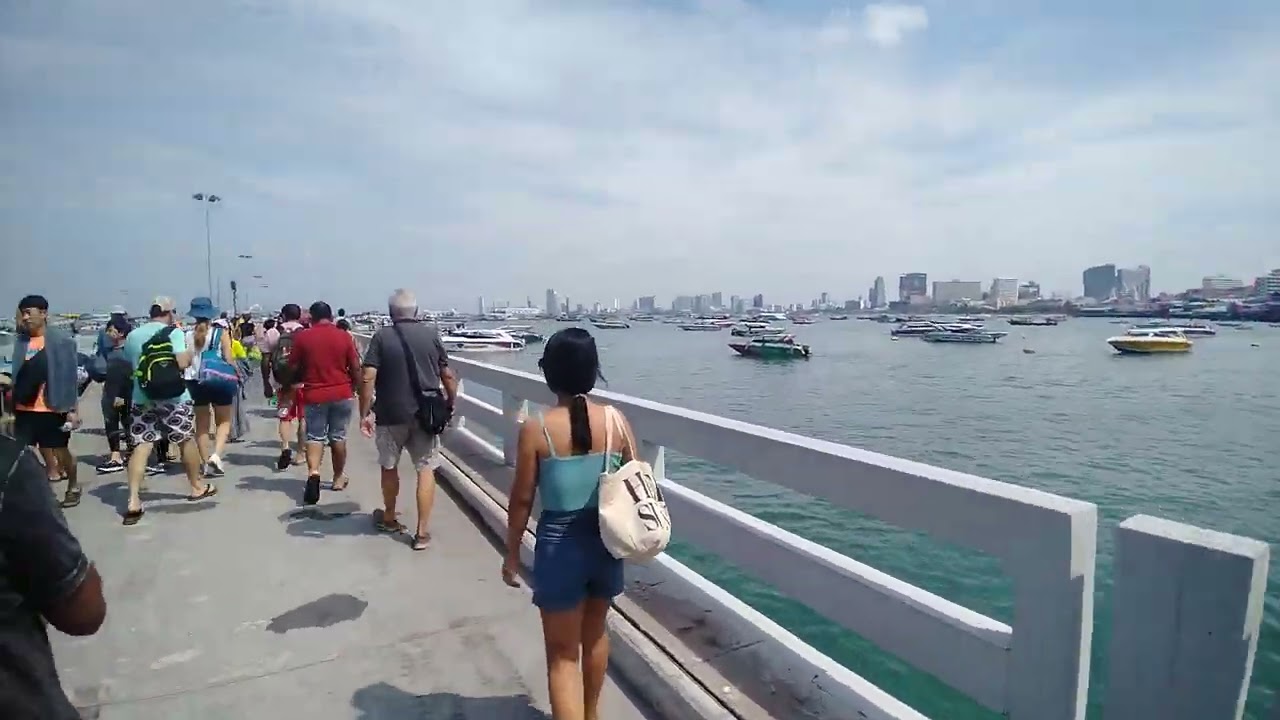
left=358, top=290, right=457, bottom=550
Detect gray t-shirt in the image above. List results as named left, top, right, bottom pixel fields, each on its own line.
left=0, top=435, right=89, bottom=720
left=362, top=320, right=450, bottom=426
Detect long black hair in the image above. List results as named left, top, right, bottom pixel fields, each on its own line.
left=539, top=328, right=605, bottom=455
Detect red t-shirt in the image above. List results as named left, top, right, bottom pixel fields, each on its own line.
left=290, top=321, right=359, bottom=404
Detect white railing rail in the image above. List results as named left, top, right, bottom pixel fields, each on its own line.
left=351, top=332, right=1268, bottom=720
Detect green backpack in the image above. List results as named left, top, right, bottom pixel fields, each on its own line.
left=135, top=326, right=186, bottom=400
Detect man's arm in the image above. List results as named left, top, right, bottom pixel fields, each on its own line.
left=0, top=439, right=106, bottom=636
left=358, top=333, right=380, bottom=419
left=434, top=335, right=457, bottom=407
left=171, top=328, right=193, bottom=371
left=346, top=335, right=361, bottom=393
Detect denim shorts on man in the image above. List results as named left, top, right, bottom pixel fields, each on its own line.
left=304, top=398, right=353, bottom=444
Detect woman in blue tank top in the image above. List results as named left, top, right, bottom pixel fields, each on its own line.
left=502, top=328, right=638, bottom=720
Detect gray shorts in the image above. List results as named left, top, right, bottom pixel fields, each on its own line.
left=375, top=424, right=441, bottom=471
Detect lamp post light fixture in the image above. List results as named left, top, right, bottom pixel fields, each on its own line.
left=191, top=192, right=222, bottom=298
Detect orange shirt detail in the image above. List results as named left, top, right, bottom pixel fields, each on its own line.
left=15, top=335, right=52, bottom=412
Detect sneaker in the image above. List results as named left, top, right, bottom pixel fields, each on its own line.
left=276, top=449, right=292, bottom=471
left=146, top=463, right=166, bottom=476
left=303, top=474, right=321, bottom=505
left=207, top=454, right=226, bottom=477
left=96, top=459, right=126, bottom=475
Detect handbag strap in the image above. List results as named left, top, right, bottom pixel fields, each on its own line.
left=602, top=405, right=615, bottom=472
left=391, top=323, right=428, bottom=396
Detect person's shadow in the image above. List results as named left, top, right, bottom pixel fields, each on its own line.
left=351, top=683, right=550, bottom=719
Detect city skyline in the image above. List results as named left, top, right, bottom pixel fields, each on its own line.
left=2, top=1, right=1277, bottom=313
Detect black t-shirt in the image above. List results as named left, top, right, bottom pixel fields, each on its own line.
left=0, top=435, right=90, bottom=720
left=362, top=320, right=450, bottom=426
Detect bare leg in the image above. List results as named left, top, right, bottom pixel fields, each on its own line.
left=195, top=405, right=212, bottom=462
left=379, top=467, right=400, bottom=525
left=179, top=438, right=207, bottom=495
left=211, top=404, right=232, bottom=459
left=126, top=441, right=153, bottom=513
left=580, top=599, right=611, bottom=720
left=330, top=440, right=347, bottom=484
left=305, top=441, right=324, bottom=475
left=53, top=447, right=79, bottom=502
left=415, top=465, right=436, bottom=538
left=38, top=446, right=59, bottom=480
left=541, top=605, right=586, bottom=720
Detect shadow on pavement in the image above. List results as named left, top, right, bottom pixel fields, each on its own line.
left=237, top=474, right=300, bottom=500
left=86, top=481, right=191, bottom=511
left=351, top=684, right=551, bottom=719
left=276, top=501, right=385, bottom=538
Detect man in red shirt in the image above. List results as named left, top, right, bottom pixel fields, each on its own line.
left=289, top=301, right=361, bottom=505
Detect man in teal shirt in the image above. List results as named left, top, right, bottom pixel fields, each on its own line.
left=120, top=297, right=216, bottom=526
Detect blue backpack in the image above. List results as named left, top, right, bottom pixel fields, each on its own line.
left=197, top=327, right=239, bottom=394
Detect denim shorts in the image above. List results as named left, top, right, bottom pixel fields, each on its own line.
left=532, top=509, right=624, bottom=612
left=304, top=398, right=354, bottom=444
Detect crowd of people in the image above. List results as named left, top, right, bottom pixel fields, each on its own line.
left=1, top=289, right=640, bottom=720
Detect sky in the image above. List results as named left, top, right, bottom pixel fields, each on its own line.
left=1, top=0, right=1277, bottom=314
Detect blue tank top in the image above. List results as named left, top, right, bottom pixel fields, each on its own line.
left=536, top=416, right=622, bottom=513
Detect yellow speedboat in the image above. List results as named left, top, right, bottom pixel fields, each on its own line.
left=1107, top=328, right=1192, bottom=354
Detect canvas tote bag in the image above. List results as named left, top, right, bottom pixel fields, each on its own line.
left=597, top=406, right=672, bottom=561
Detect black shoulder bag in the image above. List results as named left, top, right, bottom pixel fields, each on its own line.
left=392, top=324, right=452, bottom=435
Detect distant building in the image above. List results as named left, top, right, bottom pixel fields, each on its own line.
left=477, top=296, right=487, bottom=315
left=637, top=295, right=656, bottom=313
left=1018, top=281, right=1041, bottom=301
left=873, top=276, right=886, bottom=308
left=1082, top=264, right=1117, bottom=301
left=1117, top=265, right=1152, bottom=302
left=898, top=273, right=928, bottom=304
left=1202, top=274, right=1243, bottom=292
left=711, top=292, right=723, bottom=309
left=731, top=296, right=746, bottom=314
left=1264, top=269, right=1280, bottom=295
left=751, top=293, right=764, bottom=309
left=545, top=289, right=560, bottom=316
left=932, top=280, right=983, bottom=305
left=672, top=295, right=694, bottom=312
left=989, top=278, right=1019, bottom=308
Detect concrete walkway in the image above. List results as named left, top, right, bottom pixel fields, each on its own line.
left=53, top=383, right=656, bottom=719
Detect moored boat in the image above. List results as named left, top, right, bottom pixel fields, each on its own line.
left=1108, top=328, right=1192, bottom=354
left=921, top=327, right=1006, bottom=344
left=496, top=325, right=545, bottom=343
left=592, top=319, right=631, bottom=329
left=729, top=334, right=811, bottom=359
left=1007, top=316, right=1059, bottom=326
left=441, top=328, right=526, bottom=353
left=679, top=321, right=723, bottom=331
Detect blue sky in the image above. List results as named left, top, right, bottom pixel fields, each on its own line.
left=1, top=0, right=1277, bottom=313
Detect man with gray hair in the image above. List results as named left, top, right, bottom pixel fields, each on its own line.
left=358, top=289, right=457, bottom=550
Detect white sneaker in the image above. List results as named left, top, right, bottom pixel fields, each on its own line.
left=207, top=454, right=226, bottom=477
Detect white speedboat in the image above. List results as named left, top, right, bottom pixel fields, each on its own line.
left=679, top=321, right=723, bottom=331
left=1129, top=321, right=1216, bottom=337
left=441, top=328, right=526, bottom=353
left=496, top=325, right=545, bottom=343
left=890, top=321, right=944, bottom=336
left=592, top=319, right=630, bottom=330
left=1108, top=328, right=1192, bottom=354
left=922, top=326, right=1006, bottom=344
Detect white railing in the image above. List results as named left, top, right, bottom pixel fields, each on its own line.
left=351, top=333, right=1269, bottom=720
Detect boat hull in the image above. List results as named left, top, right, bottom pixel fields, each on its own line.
left=728, top=343, right=810, bottom=359
left=1107, top=339, right=1191, bottom=354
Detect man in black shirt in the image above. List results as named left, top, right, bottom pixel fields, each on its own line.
left=0, top=433, right=107, bottom=719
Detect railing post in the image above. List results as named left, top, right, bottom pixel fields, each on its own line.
left=1103, top=515, right=1268, bottom=720
left=640, top=439, right=665, bottom=480
left=502, top=392, right=527, bottom=466
left=1004, top=506, right=1097, bottom=720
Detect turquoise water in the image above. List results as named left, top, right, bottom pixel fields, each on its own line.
left=467, top=318, right=1279, bottom=719
left=8, top=322, right=1277, bottom=716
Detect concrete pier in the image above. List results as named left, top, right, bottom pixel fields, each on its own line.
left=51, top=383, right=666, bottom=719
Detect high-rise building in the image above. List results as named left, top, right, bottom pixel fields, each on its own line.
left=694, top=294, right=712, bottom=313
left=711, top=292, right=723, bottom=309
left=872, top=276, right=886, bottom=308
left=932, top=280, right=983, bottom=305
left=638, top=295, right=656, bottom=313
left=1116, top=266, right=1151, bottom=302
left=1082, top=264, right=1117, bottom=301
left=1263, top=269, right=1280, bottom=295
left=898, top=273, right=928, bottom=303
left=673, top=295, right=695, bottom=312
left=731, top=296, right=746, bottom=314
left=545, top=289, right=559, bottom=316
left=1202, top=274, right=1243, bottom=292
left=819, top=292, right=829, bottom=307
left=751, top=293, right=764, bottom=309
left=477, top=296, right=487, bottom=315
left=1018, top=281, right=1041, bottom=301
left=989, top=278, right=1019, bottom=308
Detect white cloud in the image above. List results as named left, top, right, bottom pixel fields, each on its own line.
left=863, top=3, right=930, bottom=48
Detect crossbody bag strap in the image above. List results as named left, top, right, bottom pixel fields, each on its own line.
left=602, top=405, right=615, bottom=472
left=392, top=324, right=426, bottom=396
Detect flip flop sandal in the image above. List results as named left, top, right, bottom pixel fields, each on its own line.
left=412, top=532, right=431, bottom=551
left=372, top=509, right=405, bottom=533
left=331, top=476, right=349, bottom=492
left=59, top=488, right=82, bottom=509
left=122, top=508, right=145, bottom=526
left=187, top=484, right=218, bottom=501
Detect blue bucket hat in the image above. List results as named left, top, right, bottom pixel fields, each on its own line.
left=188, top=296, right=219, bottom=320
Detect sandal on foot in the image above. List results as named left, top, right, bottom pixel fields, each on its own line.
left=187, top=484, right=218, bottom=501
left=122, top=508, right=145, bottom=526
left=412, top=532, right=431, bottom=551
left=372, top=509, right=405, bottom=533
left=60, top=488, right=82, bottom=509
left=331, top=475, right=349, bottom=492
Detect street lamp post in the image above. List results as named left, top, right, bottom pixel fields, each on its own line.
left=191, top=192, right=222, bottom=298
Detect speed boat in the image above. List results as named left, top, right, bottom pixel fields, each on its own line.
left=440, top=328, right=526, bottom=353
left=1107, top=328, right=1192, bottom=354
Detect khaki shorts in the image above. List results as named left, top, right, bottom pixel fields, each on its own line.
left=375, top=424, right=441, bottom=471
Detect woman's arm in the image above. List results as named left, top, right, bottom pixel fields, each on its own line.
left=614, top=409, right=640, bottom=463
left=220, top=329, right=234, bottom=364
left=505, top=419, right=542, bottom=567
